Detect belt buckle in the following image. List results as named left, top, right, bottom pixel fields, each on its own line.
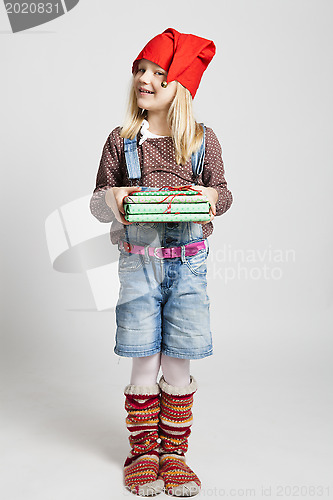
left=153, top=246, right=179, bottom=259
left=154, top=246, right=164, bottom=259
left=123, top=241, right=132, bottom=253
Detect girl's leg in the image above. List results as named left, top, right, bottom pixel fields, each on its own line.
left=130, top=352, right=162, bottom=386
left=124, top=352, right=163, bottom=495
left=159, top=355, right=200, bottom=496
left=160, top=353, right=190, bottom=387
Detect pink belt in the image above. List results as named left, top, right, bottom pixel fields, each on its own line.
left=119, top=240, right=206, bottom=259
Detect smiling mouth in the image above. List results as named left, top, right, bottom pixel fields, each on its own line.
left=139, top=89, right=154, bottom=95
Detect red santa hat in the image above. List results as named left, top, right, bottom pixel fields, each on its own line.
left=132, top=27, right=216, bottom=99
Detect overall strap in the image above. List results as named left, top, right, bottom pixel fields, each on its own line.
left=123, top=137, right=142, bottom=180
left=123, top=123, right=206, bottom=182
left=191, top=123, right=206, bottom=183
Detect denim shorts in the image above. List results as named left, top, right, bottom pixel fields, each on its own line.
left=114, top=222, right=213, bottom=360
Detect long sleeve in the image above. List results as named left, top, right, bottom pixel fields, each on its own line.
left=202, top=127, right=233, bottom=216
left=90, top=127, right=124, bottom=223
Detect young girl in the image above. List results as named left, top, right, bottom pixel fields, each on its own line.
left=90, top=28, right=233, bottom=497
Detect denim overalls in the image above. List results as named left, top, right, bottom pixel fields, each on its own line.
left=114, top=125, right=213, bottom=360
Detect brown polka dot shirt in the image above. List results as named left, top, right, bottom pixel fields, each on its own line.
left=90, top=126, right=233, bottom=245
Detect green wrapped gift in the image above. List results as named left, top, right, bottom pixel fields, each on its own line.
left=125, top=213, right=211, bottom=222
left=125, top=202, right=210, bottom=215
left=124, top=194, right=208, bottom=204
left=123, top=187, right=211, bottom=222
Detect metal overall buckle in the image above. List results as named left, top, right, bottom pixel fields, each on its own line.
left=123, top=241, right=132, bottom=253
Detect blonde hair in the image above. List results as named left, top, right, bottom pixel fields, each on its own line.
left=120, top=80, right=204, bottom=166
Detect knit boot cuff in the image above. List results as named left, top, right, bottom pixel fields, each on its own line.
left=124, top=383, right=160, bottom=396
left=158, top=375, right=198, bottom=396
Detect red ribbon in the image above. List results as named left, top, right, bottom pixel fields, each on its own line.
left=158, top=185, right=201, bottom=193
left=157, top=185, right=202, bottom=214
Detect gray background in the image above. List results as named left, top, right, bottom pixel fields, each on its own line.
left=1, top=0, right=332, bottom=498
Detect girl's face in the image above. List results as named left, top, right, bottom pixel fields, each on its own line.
left=133, top=59, right=177, bottom=112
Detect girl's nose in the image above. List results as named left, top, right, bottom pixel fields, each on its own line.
left=139, top=71, right=151, bottom=85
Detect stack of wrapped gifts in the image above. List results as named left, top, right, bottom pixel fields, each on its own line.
left=123, top=186, right=211, bottom=222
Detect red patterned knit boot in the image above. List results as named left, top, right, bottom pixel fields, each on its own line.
left=123, top=383, right=164, bottom=496
left=158, top=376, right=201, bottom=497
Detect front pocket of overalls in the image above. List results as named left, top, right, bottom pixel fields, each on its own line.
left=118, top=251, right=144, bottom=273
left=185, top=248, right=208, bottom=276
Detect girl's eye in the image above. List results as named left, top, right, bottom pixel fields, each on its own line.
left=137, top=68, right=164, bottom=75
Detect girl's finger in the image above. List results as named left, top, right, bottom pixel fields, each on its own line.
left=128, top=186, right=141, bottom=193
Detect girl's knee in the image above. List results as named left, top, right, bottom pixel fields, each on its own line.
left=160, top=353, right=190, bottom=387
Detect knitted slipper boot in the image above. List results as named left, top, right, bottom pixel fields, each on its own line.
left=124, top=383, right=164, bottom=496
left=158, top=376, right=201, bottom=497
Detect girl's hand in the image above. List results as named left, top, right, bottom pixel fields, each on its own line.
left=191, top=186, right=219, bottom=225
left=105, top=186, right=141, bottom=225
